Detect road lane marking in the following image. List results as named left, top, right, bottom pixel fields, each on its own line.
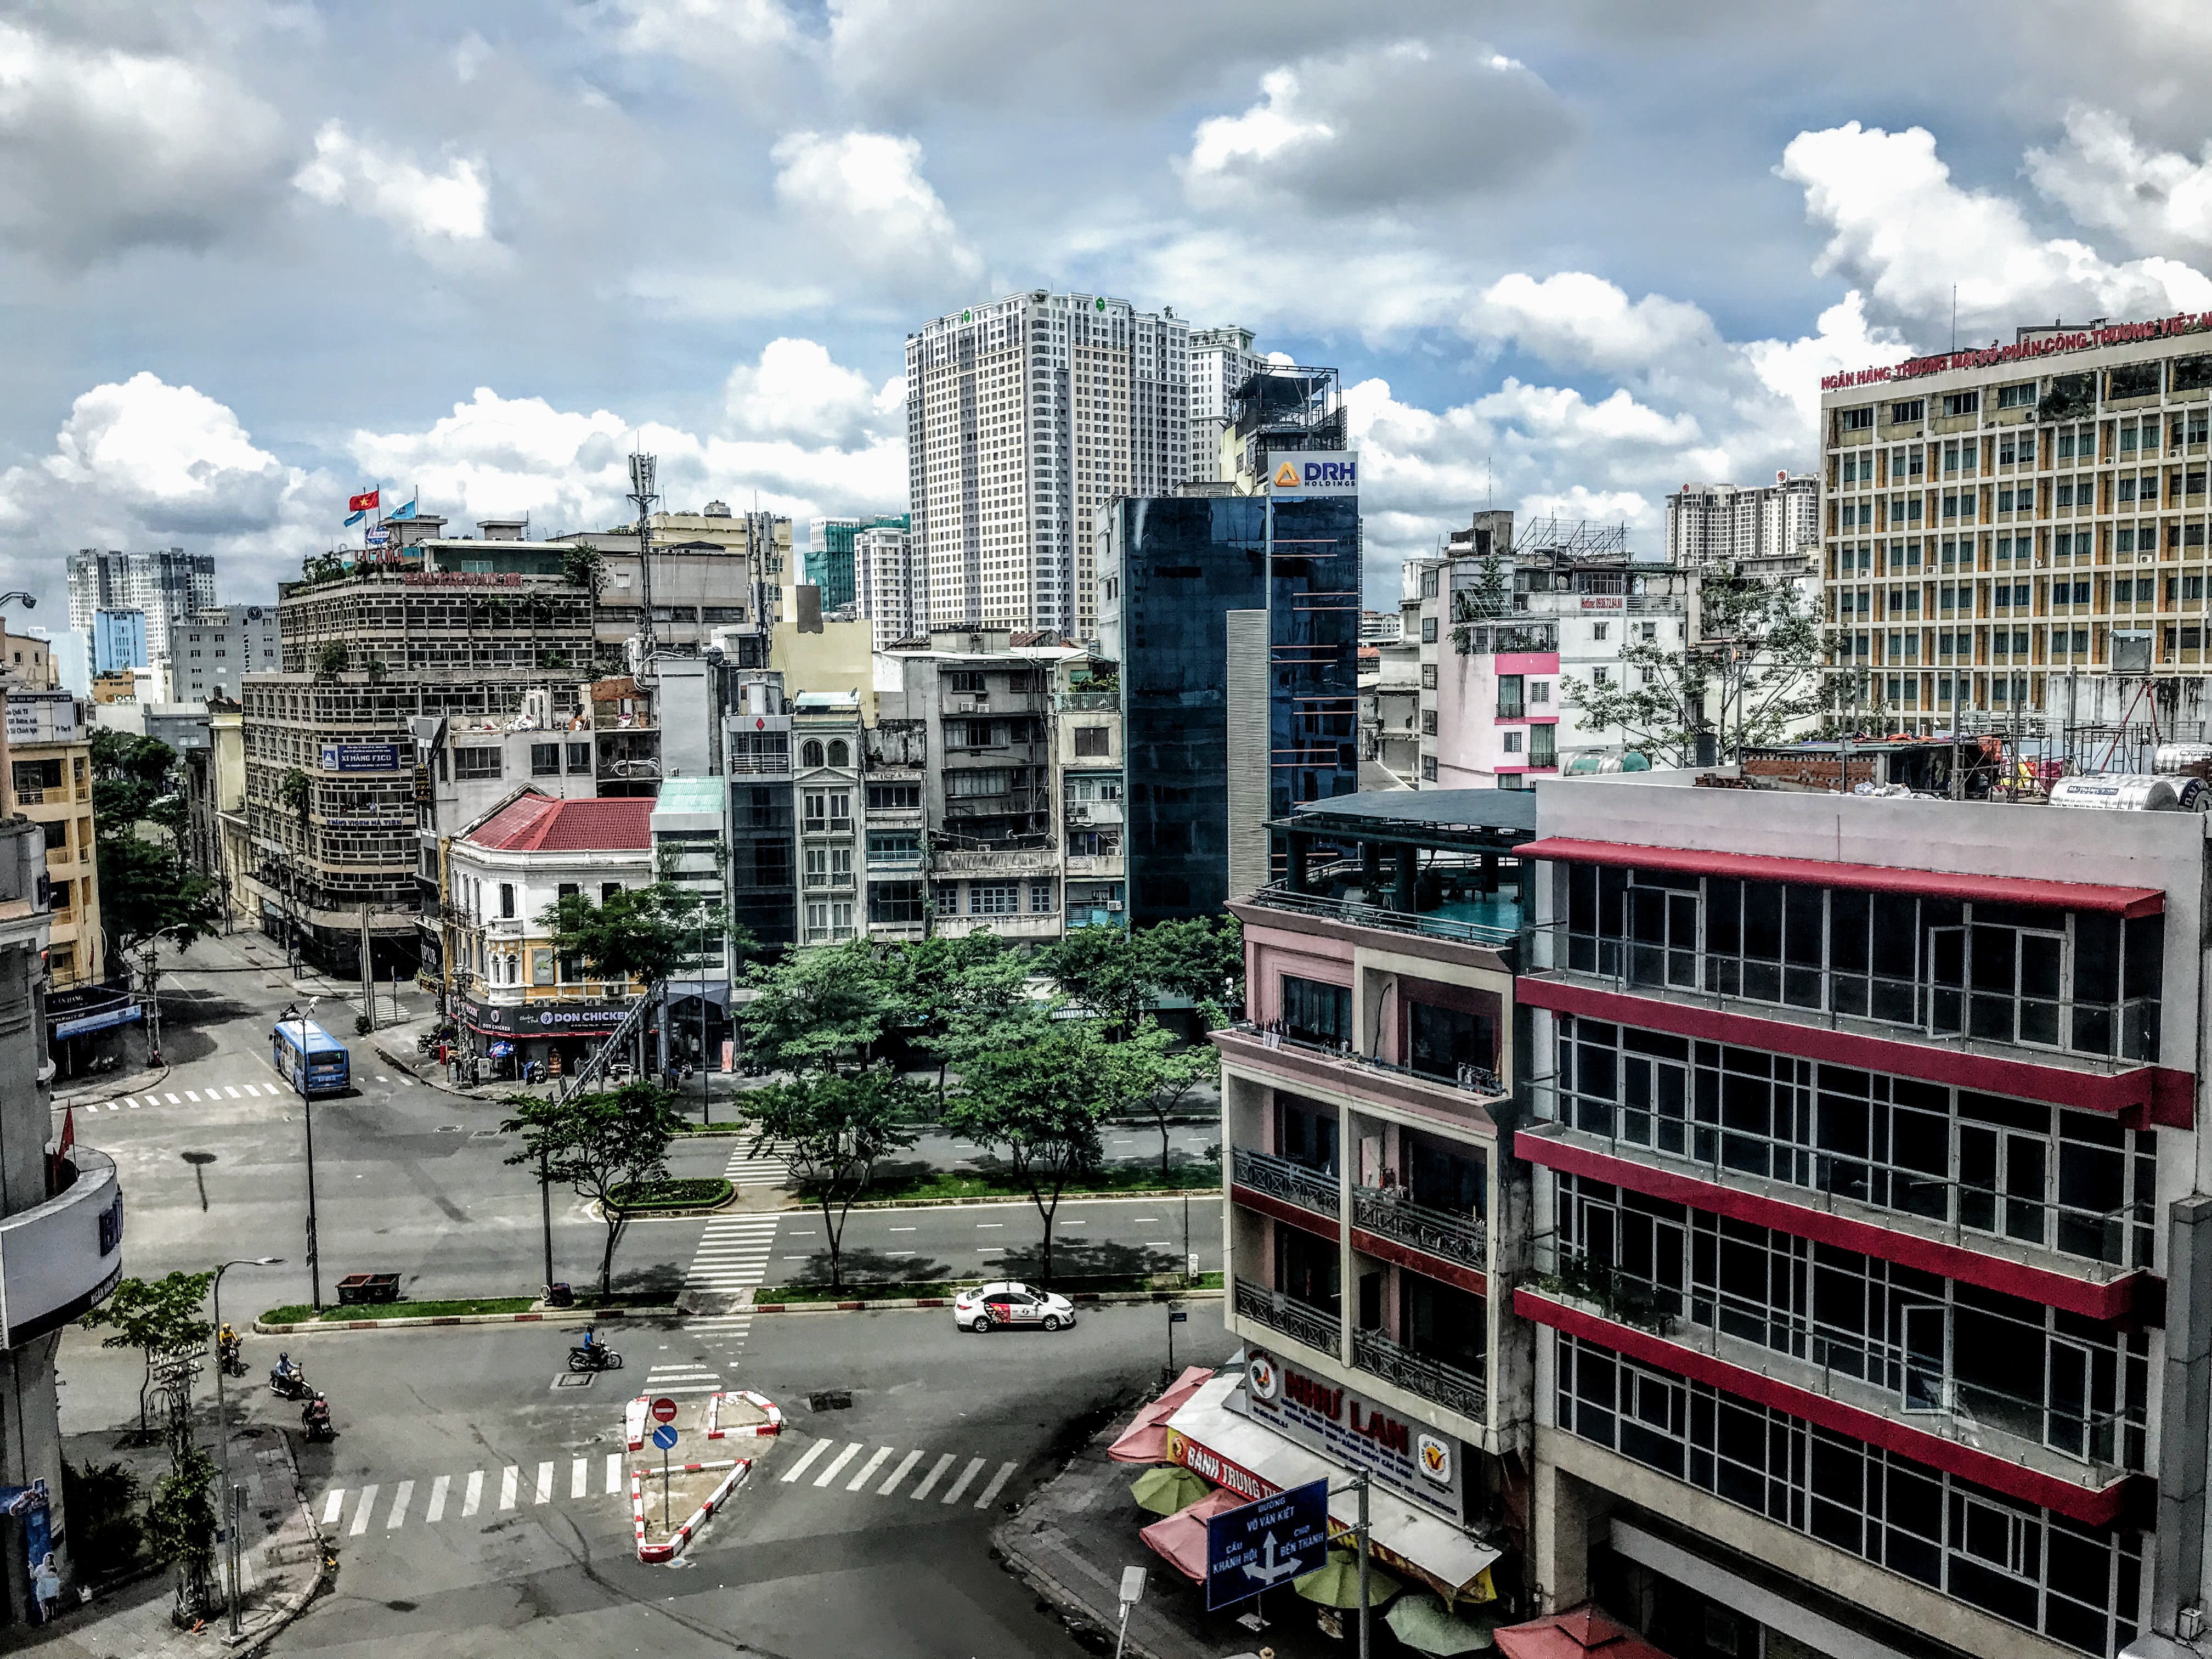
left=909, top=1453, right=956, bottom=1500
left=889, top=1226, right=916, bottom=1232
left=941, top=1457, right=986, bottom=1505
left=125, top=1100, right=141, bottom=1109
left=571, top=1458, right=588, bottom=1499
left=386, top=1480, right=413, bottom=1528
left=321, top=1489, right=344, bottom=1525
left=605, top=1453, right=622, bottom=1494
left=780, top=1440, right=831, bottom=1483
left=184, top=1091, right=200, bottom=1102
left=974, top=1461, right=1017, bottom=1509
left=376, top=1074, right=391, bottom=1082
left=877, top=1449, right=923, bottom=1496
left=534, top=1462, right=553, bottom=1504
left=974, top=1223, right=1004, bottom=1229
left=848, top=1447, right=893, bottom=1491
left=499, top=1466, right=518, bottom=1510
left=425, top=1475, right=449, bottom=1524
left=813, top=1443, right=862, bottom=1487
left=225, top=1087, right=241, bottom=1098
left=463, top=1471, right=483, bottom=1517
left=976, top=1248, right=1005, bottom=1255
left=165, top=1093, right=180, bottom=1104
left=349, top=1485, right=378, bottom=1536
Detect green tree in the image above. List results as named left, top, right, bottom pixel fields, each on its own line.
left=502, top=1082, right=685, bottom=1297
left=1043, top=924, right=1151, bottom=1034
left=560, top=542, right=607, bottom=596
left=97, top=834, right=222, bottom=974
left=88, top=729, right=176, bottom=833
left=738, top=939, right=898, bottom=1075
left=313, top=641, right=348, bottom=681
left=1141, top=915, right=1245, bottom=1018
left=1560, top=567, right=1824, bottom=765
left=145, top=1442, right=217, bottom=1616
left=540, top=883, right=689, bottom=989
left=745, top=1068, right=926, bottom=1289
left=890, top=932, right=1032, bottom=1109
left=943, top=1015, right=1113, bottom=1285
left=1102, top=1017, right=1222, bottom=1176
left=280, top=766, right=312, bottom=829
left=81, top=1271, right=213, bottom=1433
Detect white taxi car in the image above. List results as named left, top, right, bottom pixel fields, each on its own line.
left=953, top=1281, right=1078, bottom=1334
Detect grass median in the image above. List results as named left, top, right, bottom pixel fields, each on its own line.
left=607, top=1176, right=733, bottom=1212
left=818, top=1161, right=1221, bottom=1207
left=754, top=1271, right=1224, bottom=1305
left=261, top=1290, right=675, bottom=1324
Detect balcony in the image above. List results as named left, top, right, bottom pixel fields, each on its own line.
left=1, top=1147, right=123, bottom=1344
left=1352, top=1187, right=1486, bottom=1269
left=1239, top=884, right=1519, bottom=951
left=1220, top=1023, right=1505, bottom=1111
left=1232, top=1147, right=1340, bottom=1217
left=1056, top=692, right=1116, bottom=711
left=1064, top=854, right=1124, bottom=878
left=1352, top=1328, right=1487, bottom=1419
left=1233, top=1277, right=1340, bottom=1355
left=934, top=848, right=1057, bottom=877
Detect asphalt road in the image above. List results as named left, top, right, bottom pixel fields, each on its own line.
left=56, top=1303, right=1242, bottom=1657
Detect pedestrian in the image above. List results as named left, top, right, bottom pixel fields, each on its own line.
left=31, top=1552, right=58, bottom=1623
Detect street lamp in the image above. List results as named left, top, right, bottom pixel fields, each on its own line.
left=209, top=1255, right=282, bottom=1639
left=280, top=1001, right=325, bottom=1311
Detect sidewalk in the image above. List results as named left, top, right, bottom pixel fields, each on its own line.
left=994, top=1395, right=1335, bottom=1659
left=31, top=1421, right=326, bottom=1658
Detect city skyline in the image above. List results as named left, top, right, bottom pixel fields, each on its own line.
left=2, top=4, right=2205, bottom=617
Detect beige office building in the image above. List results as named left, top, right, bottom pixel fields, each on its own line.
left=1820, top=317, right=2212, bottom=733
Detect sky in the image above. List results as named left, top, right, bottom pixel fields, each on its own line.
left=7, top=0, right=2212, bottom=619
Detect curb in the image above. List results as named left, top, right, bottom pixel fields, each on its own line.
left=255, top=1304, right=682, bottom=1334
left=748, top=1288, right=1222, bottom=1315
left=236, top=1432, right=334, bottom=1659
left=54, top=1062, right=172, bottom=1112
left=839, top=1187, right=1220, bottom=1211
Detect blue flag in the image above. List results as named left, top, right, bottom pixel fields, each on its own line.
left=343, top=509, right=366, bottom=527
left=387, top=499, right=419, bottom=521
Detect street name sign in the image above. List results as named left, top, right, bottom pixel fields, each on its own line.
left=1204, top=1477, right=1328, bottom=1610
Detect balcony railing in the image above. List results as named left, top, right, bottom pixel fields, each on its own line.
left=1233, top=1147, right=1340, bottom=1217
left=1352, top=1187, right=1486, bottom=1267
left=1352, top=1329, right=1487, bottom=1419
left=1243, top=884, right=1519, bottom=950
left=1226, top=1023, right=1506, bottom=1104
left=934, top=849, right=1057, bottom=876
left=1234, top=1277, right=1340, bottom=1354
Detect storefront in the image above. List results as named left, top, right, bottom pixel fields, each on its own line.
left=454, top=994, right=634, bottom=1081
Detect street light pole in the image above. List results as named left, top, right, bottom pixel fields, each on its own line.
left=281, top=1002, right=324, bottom=1311
left=210, top=1256, right=282, bottom=1640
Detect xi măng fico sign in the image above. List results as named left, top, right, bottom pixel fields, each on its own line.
left=1242, top=1348, right=1465, bottom=1521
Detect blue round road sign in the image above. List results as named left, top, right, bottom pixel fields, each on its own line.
left=650, top=1423, right=679, bottom=1451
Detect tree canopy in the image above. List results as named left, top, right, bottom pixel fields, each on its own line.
left=540, top=882, right=692, bottom=989
left=502, top=1082, right=684, bottom=1296
left=737, top=938, right=899, bottom=1074
left=81, top=1269, right=213, bottom=1432
left=745, top=1068, right=926, bottom=1289
left=1042, top=915, right=1244, bottom=1034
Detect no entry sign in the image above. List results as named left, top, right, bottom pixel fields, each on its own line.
left=651, top=1397, right=679, bottom=1423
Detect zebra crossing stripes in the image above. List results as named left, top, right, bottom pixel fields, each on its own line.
left=74, top=1080, right=286, bottom=1114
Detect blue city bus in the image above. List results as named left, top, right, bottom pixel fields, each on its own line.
left=272, top=1019, right=350, bottom=1097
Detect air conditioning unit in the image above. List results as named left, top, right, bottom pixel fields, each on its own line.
left=1106, top=901, right=1124, bottom=912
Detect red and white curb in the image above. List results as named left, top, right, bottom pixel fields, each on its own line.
left=632, top=1460, right=753, bottom=1564
left=257, top=1305, right=679, bottom=1335
left=708, top=1389, right=783, bottom=1441
left=748, top=1288, right=1223, bottom=1315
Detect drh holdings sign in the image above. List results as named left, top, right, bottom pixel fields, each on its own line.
left=1268, top=450, right=1359, bottom=495
left=1243, top=1348, right=1464, bottom=1521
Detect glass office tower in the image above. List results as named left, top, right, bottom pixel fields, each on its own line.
left=1265, top=492, right=1361, bottom=823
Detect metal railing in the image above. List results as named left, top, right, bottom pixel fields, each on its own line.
left=1352, top=1187, right=1487, bottom=1267
left=1352, top=1329, right=1488, bottom=1419
left=1232, top=1147, right=1341, bottom=1217
left=1234, top=1278, right=1340, bottom=1354
left=1227, top=1023, right=1505, bottom=1103
left=1243, top=884, right=1519, bottom=949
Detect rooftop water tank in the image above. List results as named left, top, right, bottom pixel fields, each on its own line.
left=2048, top=775, right=2182, bottom=811
left=2155, top=743, right=2212, bottom=774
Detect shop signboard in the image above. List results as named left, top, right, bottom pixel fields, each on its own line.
left=4, top=692, right=77, bottom=744
left=318, top=743, right=402, bottom=772
left=456, top=995, right=635, bottom=1037
left=1241, top=1348, right=1465, bottom=1521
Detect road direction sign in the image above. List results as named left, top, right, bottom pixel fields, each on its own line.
left=651, top=1397, right=679, bottom=1423
left=1204, top=1478, right=1329, bottom=1610
left=650, top=1423, right=679, bottom=1451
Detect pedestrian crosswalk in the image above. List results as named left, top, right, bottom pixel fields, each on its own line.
left=681, top=1212, right=778, bottom=1312
left=724, top=1139, right=792, bottom=1191
left=313, top=1436, right=1019, bottom=1541
left=69, top=1080, right=292, bottom=1114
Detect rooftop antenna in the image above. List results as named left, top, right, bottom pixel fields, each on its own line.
left=628, top=451, right=659, bottom=665
left=1950, top=285, right=1957, bottom=354
left=1485, top=455, right=1493, bottom=511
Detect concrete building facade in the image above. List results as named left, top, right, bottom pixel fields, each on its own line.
left=1187, top=324, right=1267, bottom=485
left=1666, top=476, right=1819, bottom=569
left=66, top=548, right=215, bottom=663
left=168, top=605, right=280, bottom=704
left=5, top=691, right=98, bottom=989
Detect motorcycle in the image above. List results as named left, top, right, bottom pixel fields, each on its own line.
left=217, top=1329, right=246, bottom=1378
left=301, top=1395, right=336, bottom=1443
left=270, top=1358, right=312, bottom=1401
left=566, top=1337, right=623, bottom=1374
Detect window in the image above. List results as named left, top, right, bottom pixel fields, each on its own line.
left=602, top=882, right=622, bottom=903
left=868, top=881, right=924, bottom=924
left=1497, top=674, right=1525, bottom=719
left=1421, top=757, right=1438, bottom=781
left=827, top=740, right=850, bottom=768
left=1421, top=710, right=1438, bottom=735
left=867, top=830, right=919, bottom=863
left=828, top=789, right=852, bottom=827
left=801, top=740, right=825, bottom=768
left=498, top=883, right=515, bottom=919
left=566, top=742, right=591, bottom=775
left=1503, top=730, right=1523, bottom=753
left=40, top=819, right=65, bottom=851
left=1280, top=975, right=1350, bottom=1047
left=1996, top=381, right=2036, bottom=409
left=1421, top=664, right=1438, bottom=690
left=970, top=882, right=1020, bottom=915
left=531, top=948, right=555, bottom=986
left=1408, top=998, right=1497, bottom=1085
left=2108, top=362, right=2160, bottom=399
left=946, top=769, right=1011, bottom=798
left=868, top=783, right=921, bottom=811
left=1943, top=390, right=1980, bottom=417
left=1529, top=680, right=1551, bottom=704
left=1029, top=880, right=1056, bottom=913
left=1838, top=406, right=1874, bottom=432
left=1074, top=725, right=1110, bottom=757
left=1889, top=398, right=1925, bottom=423
left=453, top=747, right=501, bottom=780
left=1591, top=622, right=1610, bottom=642
left=531, top=743, right=561, bottom=777
left=1421, top=618, right=1438, bottom=644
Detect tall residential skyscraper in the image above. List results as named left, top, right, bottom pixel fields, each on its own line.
left=1187, top=324, right=1267, bottom=483
left=1663, top=475, right=1819, bottom=567
left=907, top=291, right=1193, bottom=640
left=854, top=522, right=926, bottom=649
left=65, top=547, right=216, bottom=661
left=807, top=514, right=909, bottom=612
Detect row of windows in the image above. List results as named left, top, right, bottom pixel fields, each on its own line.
left=1551, top=1014, right=2158, bottom=1268
left=1554, top=1172, right=2149, bottom=1469
left=1553, top=1334, right=2141, bottom=1658
left=1561, top=865, right=2163, bottom=1060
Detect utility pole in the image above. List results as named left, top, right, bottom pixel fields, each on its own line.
left=358, top=902, right=374, bottom=1029
left=628, top=453, right=660, bottom=664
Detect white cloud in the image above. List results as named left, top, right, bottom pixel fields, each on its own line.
left=770, top=129, right=981, bottom=294
left=294, top=121, right=495, bottom=255
left=603, top=0, right=797, bottom=68
left=1183, top=39, right=1572, bottom=214
left=1740, top=290, right=1911, bottom=421
left=1472, top=272, right=1715, bottom=372
left=2027, top=105, right=2212, bottom=255
left=1779, top=120, right=2212, bottom=338
left=0, top=19, right=289, bottom=264
left=724, top=338, right=904, bottom=448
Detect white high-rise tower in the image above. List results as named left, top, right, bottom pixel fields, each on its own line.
left=906, top=291, right=1193, bottom=639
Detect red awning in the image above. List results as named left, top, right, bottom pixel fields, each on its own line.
left=1137, top=1486, right=1246, bottom=1584
left=1107, top=1367, right=1216, bottom=1464
left=1517, top=837, right=2163, bottom=917
left=1494, top=1604, right=1676, bottom=1659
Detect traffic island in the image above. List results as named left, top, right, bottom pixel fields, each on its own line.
left=749, top=1273, right=1223, bottom=1314
left=625, top=1388, right=782, bottom=1562
left=256, top=1292, right=681, bottom=1333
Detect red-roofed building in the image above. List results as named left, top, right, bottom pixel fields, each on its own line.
left=444, top=788, right=658, bottom=1079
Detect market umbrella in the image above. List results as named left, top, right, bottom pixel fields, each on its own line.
left=1130, top=1464, right=1210, bottom=1516
left=1294, top=1549, right=1403, bottom=1609
left=1387, top=1592, right=1497, bottom=1654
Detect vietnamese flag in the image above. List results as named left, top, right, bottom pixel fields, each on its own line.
left=348, top=488, right=381, bottom=514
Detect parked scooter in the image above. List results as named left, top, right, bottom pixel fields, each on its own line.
left=566, top=1329, right=623, bottom=1373
left=269, top=1353, right=312, bottom=1400
left=302, top=1392, right=336, bottom=1443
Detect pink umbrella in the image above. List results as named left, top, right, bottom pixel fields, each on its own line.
left=1107, top=1367, right=1216, bottom=1464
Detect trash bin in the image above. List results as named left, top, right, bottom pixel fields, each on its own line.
left=336, top=1272, right=401, bottom=1305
